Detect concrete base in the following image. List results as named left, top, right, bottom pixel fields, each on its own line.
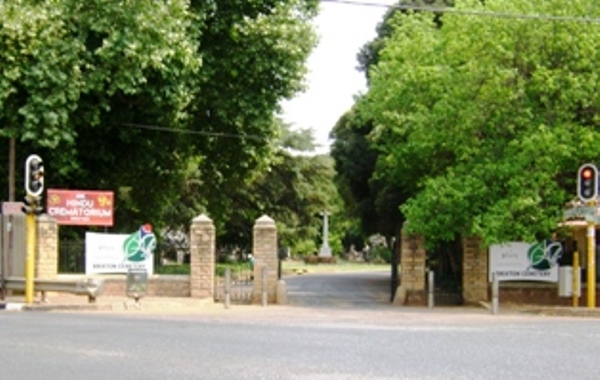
left=393, top=285, right=407, bottom=305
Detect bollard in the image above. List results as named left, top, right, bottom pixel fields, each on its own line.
left=225, top=267, right=231, bottom=309
left=261, top=267, right=268, bottom=307
left=573, top=252, right=580, bottom=308
left=427, top=270, right=434, bottom=309
left=276, top=279, right=288, bottom=304
left=492, top=272, right=499, bottom=315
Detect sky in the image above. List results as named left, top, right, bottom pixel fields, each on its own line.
left=280, top=0, right=395, bottom=154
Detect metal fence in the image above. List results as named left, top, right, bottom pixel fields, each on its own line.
left=58, top=240, right=85, bottom=274
left=214, top=264, right=253, bottom=304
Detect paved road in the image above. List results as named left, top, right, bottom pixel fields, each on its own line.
left=3, top=271, right=600, bottom=379
left=285, top=270, right=392, bottom=308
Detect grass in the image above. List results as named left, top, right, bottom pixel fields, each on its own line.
left=281, top=258, right=388, bottom=275
left=155, top=258, right=389, bottom=276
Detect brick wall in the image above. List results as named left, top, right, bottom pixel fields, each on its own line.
left=462, top=236, right=488, bottom=304
left=400, top=225, right=426, bottom=305
left=102, top=275, right=190, bottom=297
left=497, top=283, right=599, bottom=306
left=189, top=214, right=215, bottom=300
left=252, top=215, right=278, bottom=304
left=35, top=215, right=58, bottom=279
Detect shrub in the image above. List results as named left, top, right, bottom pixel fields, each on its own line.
left=303, top=256, right=337, bottom=264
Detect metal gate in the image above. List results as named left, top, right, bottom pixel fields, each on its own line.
left=214, top=265, right=253, bottom=304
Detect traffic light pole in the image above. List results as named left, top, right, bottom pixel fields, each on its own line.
left=587, top=217, right=596, bottom=308
left=23, top=154, right=44, bottom=305
left=25, top=212, right=36, bottom=304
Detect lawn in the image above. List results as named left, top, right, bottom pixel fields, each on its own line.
left=281, top=259, right=389, bottom=275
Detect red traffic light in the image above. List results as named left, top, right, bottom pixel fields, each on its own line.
left=578, top=163, right=598, bottom=202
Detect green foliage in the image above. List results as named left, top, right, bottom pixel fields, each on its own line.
left=0, top=0, right=318, bottom=237
left=371, top=246, right=392, bottom=264
left=155, top=264, right=190, bottom=275
left=360, top=0, right=600, bottom=246
left=330, top=104, right=405, bottom=247
left=291, top=239, right=318, bottom=257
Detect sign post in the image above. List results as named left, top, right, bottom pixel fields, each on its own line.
left=577, top=163, right=598, bottom=308
left=587, top=221, right=596, bottom=308
left=23, top=154, right=44, bottom=304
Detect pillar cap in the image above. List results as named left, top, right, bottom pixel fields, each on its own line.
left=36, top=214, right=56, bottom=222
left=192, top=214, right=213, bottom=223
left=254, top=214, right=275, bottom=226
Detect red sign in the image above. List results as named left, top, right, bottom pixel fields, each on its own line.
left=47, top=189, right=114, bottom=226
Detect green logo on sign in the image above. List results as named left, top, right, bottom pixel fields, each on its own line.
left=527, top=241, right=562, bottom=270
left=123, top=224, right=156, bottom=262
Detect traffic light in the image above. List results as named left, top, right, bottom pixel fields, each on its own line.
left=25, top=154, right=44, bottom=197
left=22, top=195, right=43, bottom=215
left=578, top=163, right=598, bottom=202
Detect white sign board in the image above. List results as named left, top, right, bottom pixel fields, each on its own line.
left=489, top=241, right=563, bottom=283
left=85, top=226, right=156, bottom=275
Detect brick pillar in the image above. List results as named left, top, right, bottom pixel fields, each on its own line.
left=189, top=214, right=215, bottom=300
left=252, top=215, right=278, bottom=304
left=399, top=223, right=426, bottom=305
left=35, top=215, right=58, bottom=279
left=462, top=236, right=488, bottom=304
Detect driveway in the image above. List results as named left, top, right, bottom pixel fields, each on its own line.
left=284, top=270, right=392, bottom=309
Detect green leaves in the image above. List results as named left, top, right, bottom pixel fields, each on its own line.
left=360, top=0, right=600, bottom=246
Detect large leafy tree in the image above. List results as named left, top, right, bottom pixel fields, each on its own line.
left=187, top=0, right=318, bottom=230
left=361, top=0, right=600, bottom=246
left=159, top=119, right=342, bottom=257
left=0, top=0, right=318, bottom=234
left=0, top=0, right=201, bottom=230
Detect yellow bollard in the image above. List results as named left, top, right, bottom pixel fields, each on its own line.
left=25, top=213, right=36, bottom=304
left=587, top=221, right=596, bottom=308
left=573, top=252, right=580, bottom=308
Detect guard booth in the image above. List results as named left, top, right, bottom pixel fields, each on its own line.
left=1, top=202, right=28, bottom=296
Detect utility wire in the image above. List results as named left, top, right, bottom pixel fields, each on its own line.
left=121, top=122, right=264, bottom=141
left=321, top=0, right=600, bottom=24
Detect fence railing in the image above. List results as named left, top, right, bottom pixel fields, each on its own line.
left=58, top=241, right=86, bottom=274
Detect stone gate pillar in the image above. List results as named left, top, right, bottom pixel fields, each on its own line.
left=36, top=215, right=58, bottom=279
left=252, top=215, right=277, bottom=304
left=398, top=223, right=427, bottom=305
left=190, top=214, right=215, bottom=300
left=462, top=236, right=488, bottom=304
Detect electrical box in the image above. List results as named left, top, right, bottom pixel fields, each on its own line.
left=558, top=266, right=581, bottom=297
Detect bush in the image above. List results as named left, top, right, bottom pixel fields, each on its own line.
left=371, top=246, right=392, bottom=264
left=303, top=256, right=337, bottom=264
left=155, top=264, right=190, bottom=275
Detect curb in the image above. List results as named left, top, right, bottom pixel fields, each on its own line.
left=0, top=302, right=25, bottom=311
left=1, top=301, right=111, bottom=312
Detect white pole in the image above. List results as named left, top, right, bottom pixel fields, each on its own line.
left=225, top=268, right=231, bottom=309
left=427, top=270, right=434, bottom=309
left=261, top=267, right=268, bottom=307
left=492, top=272, right=499, bottom=315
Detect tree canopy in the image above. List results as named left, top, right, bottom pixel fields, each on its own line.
left=359, top=0, right=600, bottom=246
left=0, top=0, right=318, bottom=234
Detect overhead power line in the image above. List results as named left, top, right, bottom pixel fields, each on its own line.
left=321, top=0, right=600, bottom=24
left=121, top=123, right=264, bottom=141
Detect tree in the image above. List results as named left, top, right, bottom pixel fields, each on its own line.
left=330, top=107, right=405, bottom=245
left=0, top=0, right=318, bottom=235
left=361, top=0, right=600, bottom=246
left=184, top=0, right=318, bottom=231
left=0, top=0, right=201, bottom=231
left=211, top=124, right=341, bottom=256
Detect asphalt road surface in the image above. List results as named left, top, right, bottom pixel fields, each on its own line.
left=2, top=271, right=600, bottom=379
left=285, top=270, right=392, bottom=308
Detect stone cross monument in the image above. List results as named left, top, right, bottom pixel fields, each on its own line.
left=319, top=211, right=332, bottom=257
